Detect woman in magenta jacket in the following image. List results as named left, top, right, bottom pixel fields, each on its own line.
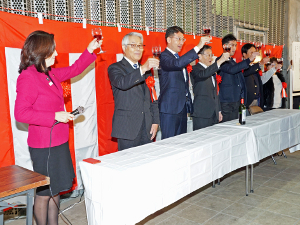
left=14, top=30, right=101, bottom=225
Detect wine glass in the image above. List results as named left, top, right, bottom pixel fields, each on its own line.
left=277, top=58, right=283, bottom=71
left=152, top=46, right=161, bottom=69
left=223, top=44, right=231, bottom=60
left=203, top=25, right=212, bottom=44
left=264, top=49, right=271, bottom=57
left=91, top=28, right=105, bottom=54
left=255, top=42, right=262, bottom=51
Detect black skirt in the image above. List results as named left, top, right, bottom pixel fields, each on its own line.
left=29, top=142, right=75, bottom=196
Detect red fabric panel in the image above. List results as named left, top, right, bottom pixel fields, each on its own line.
left=95, top=60, right=118, bottom=155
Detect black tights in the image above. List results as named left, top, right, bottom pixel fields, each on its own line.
left=34, top=194, right=60, bottom=225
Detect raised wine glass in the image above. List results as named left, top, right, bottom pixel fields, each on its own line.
left=264, top=49, right=271, bottom=57
left=91, top=28, right=105, bottom=54
left=152, top=46, right=161, bottom=69
left=203, top=26, right=212, bottom=44
left=223, top=44, right=231, bottom=60
left=255, top=42, right=262, bottom=51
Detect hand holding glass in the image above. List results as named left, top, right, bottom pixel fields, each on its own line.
left=277, top=58, right=283, bottom=71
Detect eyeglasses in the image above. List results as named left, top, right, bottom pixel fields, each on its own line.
left=202, top=53, right=214, bottom=57
left=126, top=44, right=145, bottom=50
left=171, top=37, right=186, bottom=42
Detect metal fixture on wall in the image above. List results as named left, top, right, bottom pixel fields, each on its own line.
left=0, top=0, right=285, bottom=45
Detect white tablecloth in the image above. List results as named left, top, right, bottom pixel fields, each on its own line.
left=80, top=109, right=300, bottom=225
left=80, top=125, right=257, bottom=225
left=216, top=109, right=300, bottom=160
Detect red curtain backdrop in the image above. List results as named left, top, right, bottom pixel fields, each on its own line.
left=0, top=11, right=284, bottom=169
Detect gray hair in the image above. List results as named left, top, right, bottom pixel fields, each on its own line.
left=122, top=32, right=143, bottom=46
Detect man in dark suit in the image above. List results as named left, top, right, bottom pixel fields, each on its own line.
left=108, top=32, right=160, bottom=151
left=218, top=34, right=259, bottom=122
left=241, top=43, right=278, bottom=110
left=190, top=45, right=230, bottom=130
left=159, top=26, right=210, bottom=139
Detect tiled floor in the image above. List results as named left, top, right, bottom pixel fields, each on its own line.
left=5, top=150, right=300, bottom=225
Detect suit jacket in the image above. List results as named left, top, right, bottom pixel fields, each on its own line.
left=243, top=63, right=264, bottom=108
left=217, top=57, right=250, bottom=103
left=108, top=58, right=160, bottom=140
left=158, top=48, right=198, bottom=114
left=190, top=62, right=220, bottom=119
left=15, top=49, right=97, bottom=148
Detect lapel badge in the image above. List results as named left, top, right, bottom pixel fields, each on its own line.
left=46, top=77, right=53, bottom=86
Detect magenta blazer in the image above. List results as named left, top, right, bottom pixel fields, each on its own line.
left=15, top=49, right=97, bottom=148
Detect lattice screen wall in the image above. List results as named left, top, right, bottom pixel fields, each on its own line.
left=0, top=0, right=286, bottom=45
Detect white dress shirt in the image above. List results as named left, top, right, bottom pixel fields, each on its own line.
left=272, top=74, right=282, bottom=108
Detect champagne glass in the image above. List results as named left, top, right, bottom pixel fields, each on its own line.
left=152, top=46, right=161, bottom=69
left=264, top=49, right=271, bottom=57
left=91, top=28, right=105, bottom=54
left=203, top=25, right=212, bottom=44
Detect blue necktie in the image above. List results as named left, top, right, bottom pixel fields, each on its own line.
left=133, top=64, right=138, bottom=69
left=174, top=53, right=179, bottom=59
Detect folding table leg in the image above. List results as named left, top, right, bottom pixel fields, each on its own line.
left=26, top=189, right=34, bottom=225
left=217, top=178, right=220, bottom=185
left=271, top=155, right=277, bottom=165
left=250, top=164, right=254, bottom=193
left=0, top=211, right=3, bottom=225
left=245, top=165, right=249, bottom=196
left=282, top=150, right=287, bottom=158
left=212, top=180, right=215, bottom=188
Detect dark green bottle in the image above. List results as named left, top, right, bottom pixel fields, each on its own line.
left=239, top=98, right=246, bottom=125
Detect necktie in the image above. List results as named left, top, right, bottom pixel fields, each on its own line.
left=133, top=63, right=144, bottom=92
left=174, top=53, right=179, bottom=59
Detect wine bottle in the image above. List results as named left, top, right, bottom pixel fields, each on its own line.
left=239, top=98, right=246, bottom=125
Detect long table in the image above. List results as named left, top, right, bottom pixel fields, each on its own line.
left=80, top=109, right=300, bottom=225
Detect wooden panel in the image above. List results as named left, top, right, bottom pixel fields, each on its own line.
left=0, top=165, right=49, bottom=198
